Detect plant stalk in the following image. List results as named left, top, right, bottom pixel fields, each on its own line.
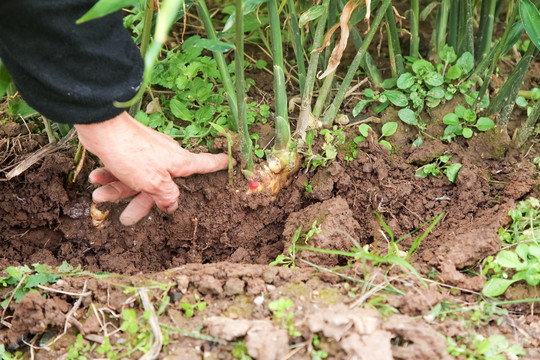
left=234, top=0, right=253, bottom=172
left=195, top=0, right=239, bottom=131
left=286, top=0, right=306, bottom=96
left=410, top=0, right=420, bottom=58
left=514, top=98, right=540, bottom=147
left=385, top=4, right=404, bottom=77
left=457, top=0, right=474, bottom=56
left=436, top=0, right=451, bottom=63
left=322, top=0, right=391, bottom=126
left=295, top=0, right=330, bottom=146
left=476, top=0, right=496, bottom=61
left=268, top=0, right=291, bottom=152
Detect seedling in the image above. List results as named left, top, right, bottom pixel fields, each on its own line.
left=441, top=105, right=495, bottom=142
left=415, top=155, right=462, bottom=183
left=232, top=341, right=252, bottom=360
left=311, top=334, right=329, bottom=360
left=482, top=243, right=540, bottom=297
left=268, top=297, right=301, bottom=337
left=270, top=221, right=321, bottom=268
left=302, top=127, right=346, bottom=171
left=497, top=197, right=540, bottom=244
left=180, top=294, right=207, bottom=317
left=355, top=122, right=397, bottom=152
left=446, top=334, right=526, bottom=360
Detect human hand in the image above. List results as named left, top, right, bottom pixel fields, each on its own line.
left=75, top=111, right=229, bottom=226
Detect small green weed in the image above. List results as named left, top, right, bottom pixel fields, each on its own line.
left=302, top=127, right=346, bottom=171
left=232, top=341, right=252, bottom=360
left=446, top=334, right=526, bottom=360
left=311, top=334, right=329, bottom=359
left=482, top=242, right=540, bottom=297
left=354, top=122, right=398, bottom=152
left=428, top=301, right=508, bottom=327
left=415, top=155, right=462, bottom=183
left=0, top=344, right=24, bottom=360
left=498, top=197, right=540, bottom=244
left=441, top=105, right=494, bottom=142
left=270, top=221, right=321, bottom=268
left=268, top=297, right=301, bottom=337
left=66, top=333, right=93, bottom=360
left=180, top=293, right=207, bottom=317
left=303, top=181, right=313, bottom=193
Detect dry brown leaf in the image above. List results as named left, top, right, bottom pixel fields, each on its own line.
left=315, top=0, right=362, bottom=79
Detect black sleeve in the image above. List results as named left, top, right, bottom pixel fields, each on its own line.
left=0, top=0, right=144, bottom=125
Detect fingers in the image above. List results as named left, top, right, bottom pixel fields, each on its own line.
left=172, top=151, right=230, bottom=177
left=89, top=168, right=118, bottom=185
left=92, top=181, right=138, bottom=203
left=148, top=177, right=180, bottom=213
left=119, top=192, right=155, bottom=226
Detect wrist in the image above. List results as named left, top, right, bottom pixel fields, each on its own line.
left=75, top=111, right=133, bottom=157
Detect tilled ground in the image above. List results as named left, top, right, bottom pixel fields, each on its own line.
left=1, top=106, right=540, bottom=358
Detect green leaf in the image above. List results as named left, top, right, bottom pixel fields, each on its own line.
left=443, top=113, right=460, bottom=125
left=379, top=140, right=392, bottom=151
left=444, top=163, right=462, bottom=183
left=456, top=52, right=474, bottom=73
left=358, top=124, right=372, bottom=137
left=516, top=96, right=529, bottom=107
left=520, top=0, right=540, bottom=51
left=445, top=65, right=462, bottom=80
left=427, top=87, right=445, bottom=99
left=384, top=90, right=409, bottom=107
left=462, top=127, right=473, bottom=138
left=496, top=250, right=524, bottom=268
left=463, top=109, right=476, bottom=123
left=353, top=100, right=369, bottom=117
left=415, top=167, right=429, bottom=178
left=364, top=88, right=375, bottom=98
left=482, top=278, right=518, bottom=297
left=77, top=0, right=141, bottom=24
left=193, top=38, right=235, bottom=53
left=476, top=117, right=495, bottom=131
left=397, top=73, right=415, bottom=89
left=412, top=136, right=423, bottom=147
left=454, top=105, right=466, bottom=118
left=439, top=44, right=457, bottom=63
left=412, top=59, right=435, bottom=75
left=170, top=98, right=193, bottom=121
left=381, top=122, right=398, bottom=137
left=424, top=72, right=444, bottom=87
left=299, top=5, right=326, bottom=27
left=398, top=108, right=418, bottom=126
left=256, top=59, right=267, bottom=69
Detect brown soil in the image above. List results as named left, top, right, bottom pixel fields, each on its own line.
left=1, top=100, right=540, bottom=358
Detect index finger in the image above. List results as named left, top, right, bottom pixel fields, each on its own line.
left=171, top=151, right=230, bottom=177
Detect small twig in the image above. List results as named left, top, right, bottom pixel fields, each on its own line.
left=1, top=274, right=27, bottom=327
left=139, top=288, right=163, bottom=360
left=37, top=285, right=92, bottom=297
left=279, top=342, right=307, bottom=360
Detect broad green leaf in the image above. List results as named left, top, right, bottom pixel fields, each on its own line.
left=520, top=0, right=540, bottom=51
left=496, top=250, right=524, bottom=268
left=439, top=44, right=457, bottom=63
left=379, top=140, right=392, bottom=151
left=398, top=108, right=418, bottom=126
left=412, top=136, right=423, bottom=147
left=415, top=167, right=429, bottom=178
left=529, top=244, right=540, bottom=258
left=170, top=98, right=192, bottom=121
left=223, top=0, right=267, bottom=32
left=439, top=155, right=451, bottom=163
left=532, top=88, right=540, bottom=100
left=444, top=163, right=462, bottom=183
left=424, top=72, right=444, bottom=87
left=516, top=96, right=529, bottom=107
left=397, top=73, right=415, bottom=89
left=445, top=65, right=462, bottom=80
left=456, top=52, right=474, bottom=73
left=193, top=38, right=234, bottom=53
left=358, top=124, right=372, bottom=137
left=381, top=122, right=398, bottom=137
left=427, top=87, right=445, bottom=99
left=443, top=113, right=460, bottom=125
left=476, top=117, right=495, bottom=131
left=516, top=243, right=530, bottom=261
left=77, top=0, right=141, bottom=24
left=412, top=59, right=435, bottom=74
left=384, top=90, right=408, bottom=107
left=364, top=88, right=375, bottom=98
left=454, top=105, right=466, bottom=118
left=299, top=5, right=326, bottom=27
left=462, top=127, right=473, bottom=138
left=381, top=77, right=397, bottom=89
left=524, top=267, right=540, bottom=286
left=463, top=109, right=476, bottom=123
left=482, top=278, right=518, bottom=297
